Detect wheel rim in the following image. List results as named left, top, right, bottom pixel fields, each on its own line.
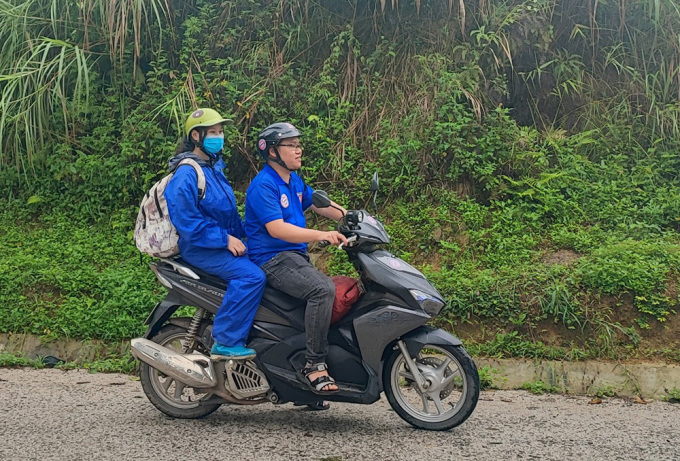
left=147, top=332, right=212, bottom=409
left=390, top=344, right=469, bottom=423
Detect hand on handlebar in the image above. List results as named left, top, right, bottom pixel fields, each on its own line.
left=316, top=231, right=348, bottom=247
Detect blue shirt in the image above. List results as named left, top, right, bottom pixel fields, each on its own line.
left=245, top=164, right=314, bottom=266
left=165, top=156, right=245, bottom=254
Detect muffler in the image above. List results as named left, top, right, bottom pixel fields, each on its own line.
left=130, top=338, right=217, bottom=388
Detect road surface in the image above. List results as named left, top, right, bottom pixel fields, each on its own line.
left=0, top=368, right=678, bottom=460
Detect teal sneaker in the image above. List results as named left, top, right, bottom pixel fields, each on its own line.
left=210, top=343, right=256, bottom=360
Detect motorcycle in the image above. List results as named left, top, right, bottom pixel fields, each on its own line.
left=131, top=174, right=479, bottom=431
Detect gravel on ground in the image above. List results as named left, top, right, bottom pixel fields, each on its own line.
left=0, top=368, right=678, bottom=461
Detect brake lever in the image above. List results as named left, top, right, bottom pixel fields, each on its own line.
left=338, top=235, right=358, bottom=250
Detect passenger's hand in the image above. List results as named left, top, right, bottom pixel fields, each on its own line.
left=227, top=236, right=246, bottom=257
left=317, top=231, right=348, bottom=246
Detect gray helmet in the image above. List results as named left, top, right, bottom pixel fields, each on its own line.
left=257, top=122, right=302, bottom=159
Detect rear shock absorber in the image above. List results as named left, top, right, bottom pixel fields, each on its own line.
left=181, top=308, right=206, bottom=353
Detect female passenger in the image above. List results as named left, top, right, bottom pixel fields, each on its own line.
left=164, top=108, right=265, bottom=359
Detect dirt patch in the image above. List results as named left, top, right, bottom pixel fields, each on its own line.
left=540, top=249, right=581, bottom=265
left=593, top=293, right=680, bottom=356
left=20, top=283, right=63, bottom=311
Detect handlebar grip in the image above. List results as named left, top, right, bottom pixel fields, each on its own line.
left=318, top=240, right=331, bottom=248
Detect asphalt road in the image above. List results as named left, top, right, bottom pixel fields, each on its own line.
left=1, top=368, right=678, bottom=461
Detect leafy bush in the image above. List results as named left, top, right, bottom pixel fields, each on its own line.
left=574, top=240, right=679, bottom=321
left=0, top=210, right=159, bottom=340
left=0, top=1, right=679, bottom=363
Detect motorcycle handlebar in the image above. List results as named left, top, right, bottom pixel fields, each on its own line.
left=318, top=234, right=357, bottom=250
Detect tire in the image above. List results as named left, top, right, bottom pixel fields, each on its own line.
left=383, top=343, right=479, bottom=431
left=139, top=323, right=221, bottom=419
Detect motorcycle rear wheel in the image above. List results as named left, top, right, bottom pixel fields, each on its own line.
left=139, top=323, right=221, bottom=419
left=383, top=343, right=479, bottom=431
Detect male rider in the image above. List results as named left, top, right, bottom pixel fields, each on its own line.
left=244, top=122, right=347, bottom=394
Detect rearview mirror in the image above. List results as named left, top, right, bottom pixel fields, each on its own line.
left=369, top=172, right=379, bottom=214
left=370, top=172, right=379, bottom=192
left=312, top=190, right=332, bottom=208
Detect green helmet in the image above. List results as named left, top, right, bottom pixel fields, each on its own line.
left=184, top=108, right=231, bottom=136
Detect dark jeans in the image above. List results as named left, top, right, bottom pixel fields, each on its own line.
left=261, top=251, right=335, bottom=365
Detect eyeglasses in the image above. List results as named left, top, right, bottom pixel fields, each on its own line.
left=278, top=143, right=304, bottom=150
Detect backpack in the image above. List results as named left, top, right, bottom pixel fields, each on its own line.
left=134, top=159, right=206, bottom=258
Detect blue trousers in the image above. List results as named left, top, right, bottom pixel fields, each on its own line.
left=181, top=247, right=266, bottom=347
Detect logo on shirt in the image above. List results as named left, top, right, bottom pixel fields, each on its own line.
left=280, top=194, right=289, bottom=208
left=297, top=192, right=303, bottom=203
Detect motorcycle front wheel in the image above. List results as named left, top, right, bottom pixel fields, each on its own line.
left=383, top=343, right=479, bottom=431
left=139, top=323, right=221, bottom=419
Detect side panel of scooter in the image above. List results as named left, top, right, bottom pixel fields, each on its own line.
left=250, top=321, right=302, bottom=343
left=250, top=329, right=378, bottom=404
left=251, top=330, right=369, bottom=387
left=252, top=299, right=305, bottom=331
left=353, top=305, right=430, bottom=374
left=156, top=266, right=223, bottom=313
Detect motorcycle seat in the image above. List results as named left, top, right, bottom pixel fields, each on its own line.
left=164, top=258, right=306, bottom=312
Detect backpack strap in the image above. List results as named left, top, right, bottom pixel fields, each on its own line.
left=176, top=158, right=207, bottom=200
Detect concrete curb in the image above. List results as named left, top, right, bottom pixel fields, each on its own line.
left=2, top=333, right=678, bottom=399
left=0, top=333, right=127, bottom=363
left=476, top=358, right=680, bottom=399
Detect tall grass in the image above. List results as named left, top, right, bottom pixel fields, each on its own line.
left=0, top=0, right=172, bottom=175
left=1, top=0, right=680, bottom=181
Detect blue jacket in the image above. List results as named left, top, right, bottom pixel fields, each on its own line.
left=164, top=152, right=245, bottom=253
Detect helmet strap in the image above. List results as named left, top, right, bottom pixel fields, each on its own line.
left=192, top=129, right=218, bottom=162
left=271, top=146, right=295, bottom=171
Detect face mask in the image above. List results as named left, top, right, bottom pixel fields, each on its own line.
left=202, top=135, right=224, bottom=157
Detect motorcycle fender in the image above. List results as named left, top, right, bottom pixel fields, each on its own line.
left=142, top=293, right=184, bottom=339
left=400, top=325, right=463, bottom=358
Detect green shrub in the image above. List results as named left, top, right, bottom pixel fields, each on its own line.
left=574, top=240, right=679, bottom=321
left=0, top=211, right=160, bottom=340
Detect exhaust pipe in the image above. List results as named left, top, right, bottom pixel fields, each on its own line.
left=131, top=338, right=217, bottom=388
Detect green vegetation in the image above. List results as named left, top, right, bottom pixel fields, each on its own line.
left=1, top=1, right=679, bottom=362
left=0, top=352, right=43, bottom=368
left=0, top=350, right=137, bottom=373
left=0, top=210, right=158, bottom=341
left=664, top=388, right=680, bottom=403
left=520, top=380, right=560, bottom=395
left=478, top=365, right=504, bottom=390
left=592, top=385, right=617, bottom=399
left=56, top=354, right=138, bottom=374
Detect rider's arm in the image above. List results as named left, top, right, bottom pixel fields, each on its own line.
left=265, top=219, right=346, bottom=245
left=311, top=201, right=346, bottom=221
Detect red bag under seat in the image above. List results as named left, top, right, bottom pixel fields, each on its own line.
left=331, top=276, right=361, bottom=323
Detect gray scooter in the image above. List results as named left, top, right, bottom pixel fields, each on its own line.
left=131, top=174, right=479, bottom=431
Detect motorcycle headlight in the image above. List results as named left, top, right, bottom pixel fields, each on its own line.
left=409, top=289, right=445, bottom=316
left=345, top=210, right=364, bottom=226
